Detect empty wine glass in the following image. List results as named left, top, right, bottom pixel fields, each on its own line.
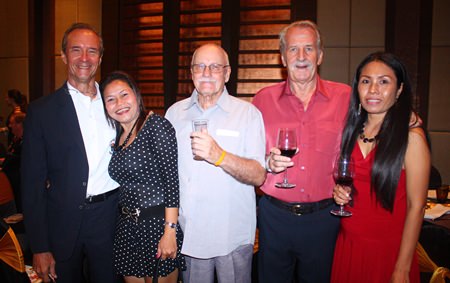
left=330, top=155, right=354, bottom=217
left=275, top=128, right=298, bottom=189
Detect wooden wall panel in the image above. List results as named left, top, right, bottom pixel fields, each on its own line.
left=112, top=0, right=298, bottom=109
left=119, top=0, right=165, bottom=113
left=176, top=0, right=223, bottom=99
left=240, top=0, right=290, bottom=7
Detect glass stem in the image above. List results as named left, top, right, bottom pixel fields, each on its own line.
left=283, top=168, right=289, bottom=184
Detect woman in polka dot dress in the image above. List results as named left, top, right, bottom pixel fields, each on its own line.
left=100, top=71, right=184, bottom=283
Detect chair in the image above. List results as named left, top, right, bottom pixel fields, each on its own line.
left=0, top=219, right=25, bottom=273
left=417, top=242, right=450, bottom=283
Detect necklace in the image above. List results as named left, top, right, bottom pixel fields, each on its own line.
left=359, top=124, right=378, bottom=143
left=117, top=118, right=139, bottom=151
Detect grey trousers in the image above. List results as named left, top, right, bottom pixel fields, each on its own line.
left=183, top=244, right=253, bottom=283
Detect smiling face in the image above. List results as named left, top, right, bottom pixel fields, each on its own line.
left=102, top=79, right=140, bottom=128
left=61, top=28, right=102, bottom=86
left=281, top=26, right=323, bottom=86
left=358, top=61, right=403, bottom=118
left=191, top=44, right=231, bottom=99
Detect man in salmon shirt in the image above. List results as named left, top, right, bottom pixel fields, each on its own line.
left=252, top=20, right=351, bottom=283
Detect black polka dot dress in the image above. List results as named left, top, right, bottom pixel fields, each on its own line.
left=109, top=114, right=185, bottom=277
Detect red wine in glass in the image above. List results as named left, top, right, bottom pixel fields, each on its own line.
left=275, top=128, right=297, bottom=189
left=330, top=155, right=354, bottom=217
left=280, top=148, right=297, bottom=158
left=335, top=176, right=353, bottom=187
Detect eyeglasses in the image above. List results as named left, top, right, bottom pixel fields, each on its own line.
left=191, top=63, right=229, bottom=74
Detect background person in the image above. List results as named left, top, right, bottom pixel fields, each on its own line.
left=4, top=89, right=27, bottom=145
left=331, top=52, right=430, bottom=283
left=165, top=43, right=266, bottom=283
left=252, top=20, right=351, bottom=283
left=21, top=23, right=121, bottom=283
left=100, top=71, right=184, bottom=283
left=1, top=111, right=26, bottom=214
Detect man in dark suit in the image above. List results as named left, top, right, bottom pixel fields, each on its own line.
left=21, top=23, right=120, bottom=283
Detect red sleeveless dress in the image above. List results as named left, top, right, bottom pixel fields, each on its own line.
left=331, top=145, right=420, bottom=283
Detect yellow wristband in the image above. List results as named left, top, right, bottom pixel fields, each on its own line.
left=214, top=150, right=226, bottom=166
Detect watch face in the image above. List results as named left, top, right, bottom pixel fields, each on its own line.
left=166, top=222, right=176, bottom=228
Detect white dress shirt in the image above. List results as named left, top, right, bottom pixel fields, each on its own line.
left=67, top=82, right=119, bottom=196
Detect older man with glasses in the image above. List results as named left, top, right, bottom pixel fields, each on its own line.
left=165, top=43, right=266, bottom=283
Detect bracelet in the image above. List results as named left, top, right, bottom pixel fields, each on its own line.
left=164, top=221, right=177, bottom=229
left=214, top=150, right=226, bottom=166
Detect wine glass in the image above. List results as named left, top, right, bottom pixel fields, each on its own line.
left=275, top=128, right=298, bottom=189
left=330, top=155, right=354, bottom=217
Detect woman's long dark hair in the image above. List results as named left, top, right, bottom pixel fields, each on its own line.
left=99, top=71, right=147, bottom=146
left=340, top=52, right=413, bottom=211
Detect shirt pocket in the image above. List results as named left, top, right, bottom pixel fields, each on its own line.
left=312, top=121, right=342, bottom=155
left=215, top=128, right=242, bottom=153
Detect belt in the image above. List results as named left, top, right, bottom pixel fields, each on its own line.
left=120, top=204, right=165, bottom=222
left=266, top=195, right=334, bottom=216
left=85, top=188, right=119, bottom=204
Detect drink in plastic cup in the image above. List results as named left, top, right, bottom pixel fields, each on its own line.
left=192, top=119, right=208, bottom=160
left=192, top=119, right=208, bottom=132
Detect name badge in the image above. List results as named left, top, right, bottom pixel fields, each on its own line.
left=216, top=129, right=240, bottom=137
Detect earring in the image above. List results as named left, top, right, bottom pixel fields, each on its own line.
left=357, top=103, right=361, bottom=115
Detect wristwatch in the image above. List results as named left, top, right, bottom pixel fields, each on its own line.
left=165, top=221, right=177, bottom=229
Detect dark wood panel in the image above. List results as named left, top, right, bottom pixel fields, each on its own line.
left=180, top=13, right=222, bottom=25
left=238, top=53, right=281, bottom=65
left=239, top=23, right=286, bottom=37
left=239, top=39, right=279, bottom=50
left=240, top=0, right=290, bottom=7
left=237, top=82, right=279, bottom=94
left=122, top=56, right=163, bottom=68
left=177, top=82, right=195, bottom=94
left=143, top=95, right=165, bottom=108
left=180, top=0, right=221, bottom=10
left=121, top=42, right=163, bottom=55
left=238, top=68, right=284, bottom=80
left=103, top=0, right=322, bottom=110
left=122, top=2, right=164, bottom=16
left=140, top=82, right=164, bottom=93
left=180, top=26, right=222, bottom=38
left=134, top=69, right=164, bottom=80
left=178, top=40, right=221, bottom=53
left=121, top=16, right=164, bottom=29
left=240, top=9, right=291, bottom=22
left=122, top=28, right=163, bottom=42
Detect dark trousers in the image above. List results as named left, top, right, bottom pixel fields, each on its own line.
left=55, top=193, right=122, bottom=283
left=257, top=195, right=340, bottom=283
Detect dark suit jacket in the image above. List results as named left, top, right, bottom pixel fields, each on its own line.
left=21, top=83, right=90, bottom=260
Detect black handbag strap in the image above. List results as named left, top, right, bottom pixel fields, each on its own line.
left=152, top=257, right=183, bottom=283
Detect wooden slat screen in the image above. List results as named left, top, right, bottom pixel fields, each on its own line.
left=176, top=0, right=223, bottom=101
left=237, top=0, right=291, bottom=98
left=116, top=0, right=293, bottom=111
left=119, top=0, right=165, bottom=114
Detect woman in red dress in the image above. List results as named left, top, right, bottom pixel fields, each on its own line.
left=331, top=52, right=430, bottom=283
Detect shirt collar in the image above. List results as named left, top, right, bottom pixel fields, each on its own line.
left=184, top=87, right=233, bottom=113
left=66, top=81, right=101, bottom=102
left=279, top=75, right=330, bottom=101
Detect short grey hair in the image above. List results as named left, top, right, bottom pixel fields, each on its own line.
left=279, top=20, right=323, bottom=53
